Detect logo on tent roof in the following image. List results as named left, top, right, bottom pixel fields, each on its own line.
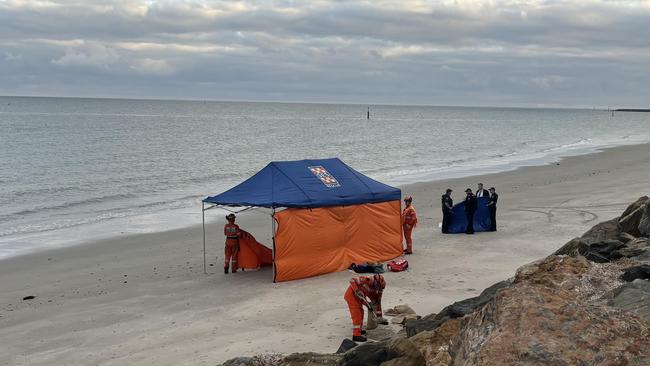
left=308, top=166, right=341, bottom=188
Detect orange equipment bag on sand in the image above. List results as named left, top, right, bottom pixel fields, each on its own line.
left=386, top=258, right=409, bottom=272
left=237, top=231, right=273, bottom=270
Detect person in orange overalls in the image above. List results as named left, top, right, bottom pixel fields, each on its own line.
left=402, top=195, right=418, bottom=255
left=343, top=274, right=388, bottom=342
left=223, top=213, right=241, bottom=274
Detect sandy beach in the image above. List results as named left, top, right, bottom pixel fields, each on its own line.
left=1, top=143, right=649, bottom=366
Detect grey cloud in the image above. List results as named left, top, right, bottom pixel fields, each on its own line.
left=0, top=1, right=649, bottom=107
left=52, top=44, right=120, bottom=68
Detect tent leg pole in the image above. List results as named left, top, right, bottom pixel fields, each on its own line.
left=272, top=208, right=276, bottom=283
left=202, top=201, right=207, bottom=274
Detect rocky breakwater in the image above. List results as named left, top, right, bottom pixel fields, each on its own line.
left=222, top=196, right=650, bottom=366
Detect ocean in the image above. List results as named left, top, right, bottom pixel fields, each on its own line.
left=1, top=96, right=649, bottom=258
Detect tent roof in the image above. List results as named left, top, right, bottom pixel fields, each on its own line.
left=204, top=158, right=401, bottom=208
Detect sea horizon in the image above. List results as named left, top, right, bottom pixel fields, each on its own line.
left=1, top=94, right=626, bottom=111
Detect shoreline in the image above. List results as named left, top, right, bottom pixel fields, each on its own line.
left=1, top=142, right=650, bottom=365
left=2, top=140, right=649, bottom=263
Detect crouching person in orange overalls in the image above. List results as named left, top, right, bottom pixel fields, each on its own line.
left=223, top=213, right=240, bottom=274
left=343, top=274, right=388, bottom=342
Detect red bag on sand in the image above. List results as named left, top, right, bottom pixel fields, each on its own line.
left=386, top=259, right=408, bottom=272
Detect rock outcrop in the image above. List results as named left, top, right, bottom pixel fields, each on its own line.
left=405, top=280, right=511, bottom=337
left=609, top=279, right=650, bottom=321
left=621, top=264, right=650, bottom=282
left=554, top=237, right=631, bottom=262
left=620, top=196, right=650, bottom=237
left=340, top=336, right=426, bottom=366
left=580, top=217, right=621, bottom=241
left=282, top=353, right=343, bottom=366
left=554, top=197, right=650, bottom=264
left=640, top=201, right=650, bottom=237
left=449, top=256, right=650, bottom=365
left=221, top=195, right=650, bottom=366
left=222, top=355, right=283, bottom=366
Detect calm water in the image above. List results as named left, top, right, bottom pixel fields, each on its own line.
left=1, top=97, right=649, bottom=258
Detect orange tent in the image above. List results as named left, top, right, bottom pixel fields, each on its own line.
left=274, top=201, right=401, bottom=281
left=203, top=158, right=402, bottom=282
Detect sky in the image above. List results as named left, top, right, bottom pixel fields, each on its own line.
left=1, top=0, right=649, bottom=107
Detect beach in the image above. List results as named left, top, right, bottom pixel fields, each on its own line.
left=1, top=142, right=649, bottom=366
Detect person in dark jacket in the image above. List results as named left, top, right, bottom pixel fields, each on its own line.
left=488, top=187, right=498, bottom=231
left=475, top=183, right=489, bottom=199
left=464, top=188, right=477, bottom=234
left=441, top=189, right=453, bottom=233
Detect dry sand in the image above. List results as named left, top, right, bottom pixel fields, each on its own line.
left=1, top=143, right=649, bottom=365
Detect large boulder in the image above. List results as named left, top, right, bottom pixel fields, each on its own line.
left=405, top=280, right=511, bottom=337
left=409, top=318, right=462, bottom=365
left=580, top=217, right=621, bottom=241
left=621, top=196, right=650, bottom=219
left=222, top=357, right=256, bottom=366
left=618, top=205, right=646, bottom=236
left=612, top=238, right=650, bottom=260
left=621, top=265, right=650, bottom=282
left=553, top=237, right=592, bottom=256
left=640, top=203, right=650, bottom=237
left=448, top=256, right=650, bottom=365
left=612, top=246, right=648, bottom=260
left=222, top=355, right=283, bottom=366
left=554, top=238, right=625, bottom=263
left=281, top=353, right=342, bottom=366
left=336, top=339, right=358, bottom=354
left=405, top=313, right=450, bottom=338
left=446, top=280, right=512, bottom=318
left=618, top=232, right=637, bottom=243
left=608, top=279, right=650, bottom=321
left=340, top=336, right=425, bottom=366
left=585, top=239, right=626, bottom=262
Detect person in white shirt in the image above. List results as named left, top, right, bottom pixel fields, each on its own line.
left=476, top=183, right=490, bottom=199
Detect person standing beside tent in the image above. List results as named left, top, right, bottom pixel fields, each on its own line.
left=223, top=213, right=241, bottom=274
left=401, top=195, right=418, bottom=254
left=464, top=189, right=477, bottom=234
left=343, top=274, right=388, bottom=342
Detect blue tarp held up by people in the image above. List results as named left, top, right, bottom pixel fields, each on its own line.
left=447, top=197, right=492, bottom=233
left=203, top=158, right=401, bottom=208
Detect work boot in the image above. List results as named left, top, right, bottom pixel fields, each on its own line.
left=224, top=267, right=229, bottom=274
left=377, top=317, right=389, bottom=325
left=352, top=335, right=367, bottom=342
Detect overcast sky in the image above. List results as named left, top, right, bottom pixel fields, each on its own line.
left=1, top=0, right=649, bottom=107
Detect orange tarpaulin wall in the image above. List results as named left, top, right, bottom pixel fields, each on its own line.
left=274, top=200, right=402, bottom=282
left=237, top=232, right=273, bottom=270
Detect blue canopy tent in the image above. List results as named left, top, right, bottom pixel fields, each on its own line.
left=204, top=158, right=401, bottom=208
left=202, top=158, right=404, bottom=281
